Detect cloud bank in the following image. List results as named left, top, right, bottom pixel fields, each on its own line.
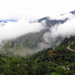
left=0, top=0, right=75, bottom=21
left=0, top=12, right=75, bottom=56
left=43, top=14, right=75, bottom=45
left=50, top=19, right=75, bottom=38
left=0, top=19, right=45, bottom=42
left=0, top=0, right=75, bottom=56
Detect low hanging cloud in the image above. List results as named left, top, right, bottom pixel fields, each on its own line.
left=0, top=0, right=75, bottom=56
left=0, top=12, right=75, bottom=56
left=0, top=19, right=45, bottom=42
left=0, top=19, right=46, bottom=56
left=50, top=18, right=75, bottom=38
left=43, top=14, right=75, bottom=45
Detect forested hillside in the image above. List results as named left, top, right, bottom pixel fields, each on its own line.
left=0, top=0, right=75, bottom=74
left=0, top=36, right=75, bottom=75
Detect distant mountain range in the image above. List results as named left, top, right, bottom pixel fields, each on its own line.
left=12, top=16, right=69, bottom=48
left=37, top=17, right=68, bottom=27
left=70, top=10, right=75, bottom=14
left=4, top=10, right=75, bottom=49
left=0, top=19, right=17, bottom=23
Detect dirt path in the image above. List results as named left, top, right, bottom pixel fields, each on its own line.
left=66, top=45, right=75, bottom=52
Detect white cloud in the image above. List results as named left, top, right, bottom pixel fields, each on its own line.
left=0, top=0, right=75, bottom=20
left=42, top=13, right=75, bottom=46
left=43, top=15, right=75, bottom=44
left=49, top=13, right=75, bottom=20
left=0, top=0, right=75, bottom=46
left=50, top=18, right=75, bottom=38
left=0, top=19, right=45, bottom=42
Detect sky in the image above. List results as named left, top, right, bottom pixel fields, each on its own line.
left=0, top=0, right=75, bottom=43
left=0, top=0, right=75, bottom=21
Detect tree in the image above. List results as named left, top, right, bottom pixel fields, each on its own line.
left=36, top=61, right=50, bottom=75
left=56, top=68, right=66, bottom=75
left=18, top=68, right=27, bottom=75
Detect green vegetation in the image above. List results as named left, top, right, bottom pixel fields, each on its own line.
left=0, top=36, right=75, bottom=74
left=1, top=42, right=26, bottom=57
left=70, top=42, right=75, bottom=49
left=13, top=31, right=45, bottom=49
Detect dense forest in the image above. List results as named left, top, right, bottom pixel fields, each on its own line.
left=0, top=36, right=75, bottom=75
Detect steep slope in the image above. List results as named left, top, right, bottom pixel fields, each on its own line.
left=30, top=36, right=75, bottom=64
left=13, top=17, right=67, bottom=48
left=7, top=10, right=75, bottom=49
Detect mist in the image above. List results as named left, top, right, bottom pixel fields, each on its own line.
left=0, top=0, right=75, bottom=57
left=43, top=13, right=75, bottom=47
left=0, top=12, right=75, bottom=57
left=0, top=19, right=46, bottom=56
left=0, top=19, right=45, bottom=42
left=50, top=16, right=75, bottom=38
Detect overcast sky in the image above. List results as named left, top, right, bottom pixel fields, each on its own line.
left=0, top=0, right=75, bottom=42
left=0, top=0, right=75, bottom=21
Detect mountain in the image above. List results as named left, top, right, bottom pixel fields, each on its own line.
left=70, top=10, right=75, bottom=14
left=37, top=17, right=50, bottom=22
left=0, top=19, right=17, bottom=23
left=6, top=10, right=75, bottom=49
left=1, top=10, right=75, bottom=75
left=12, top=17, right=68, bottom=49
left=38, top=17, right=68, bottom=27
